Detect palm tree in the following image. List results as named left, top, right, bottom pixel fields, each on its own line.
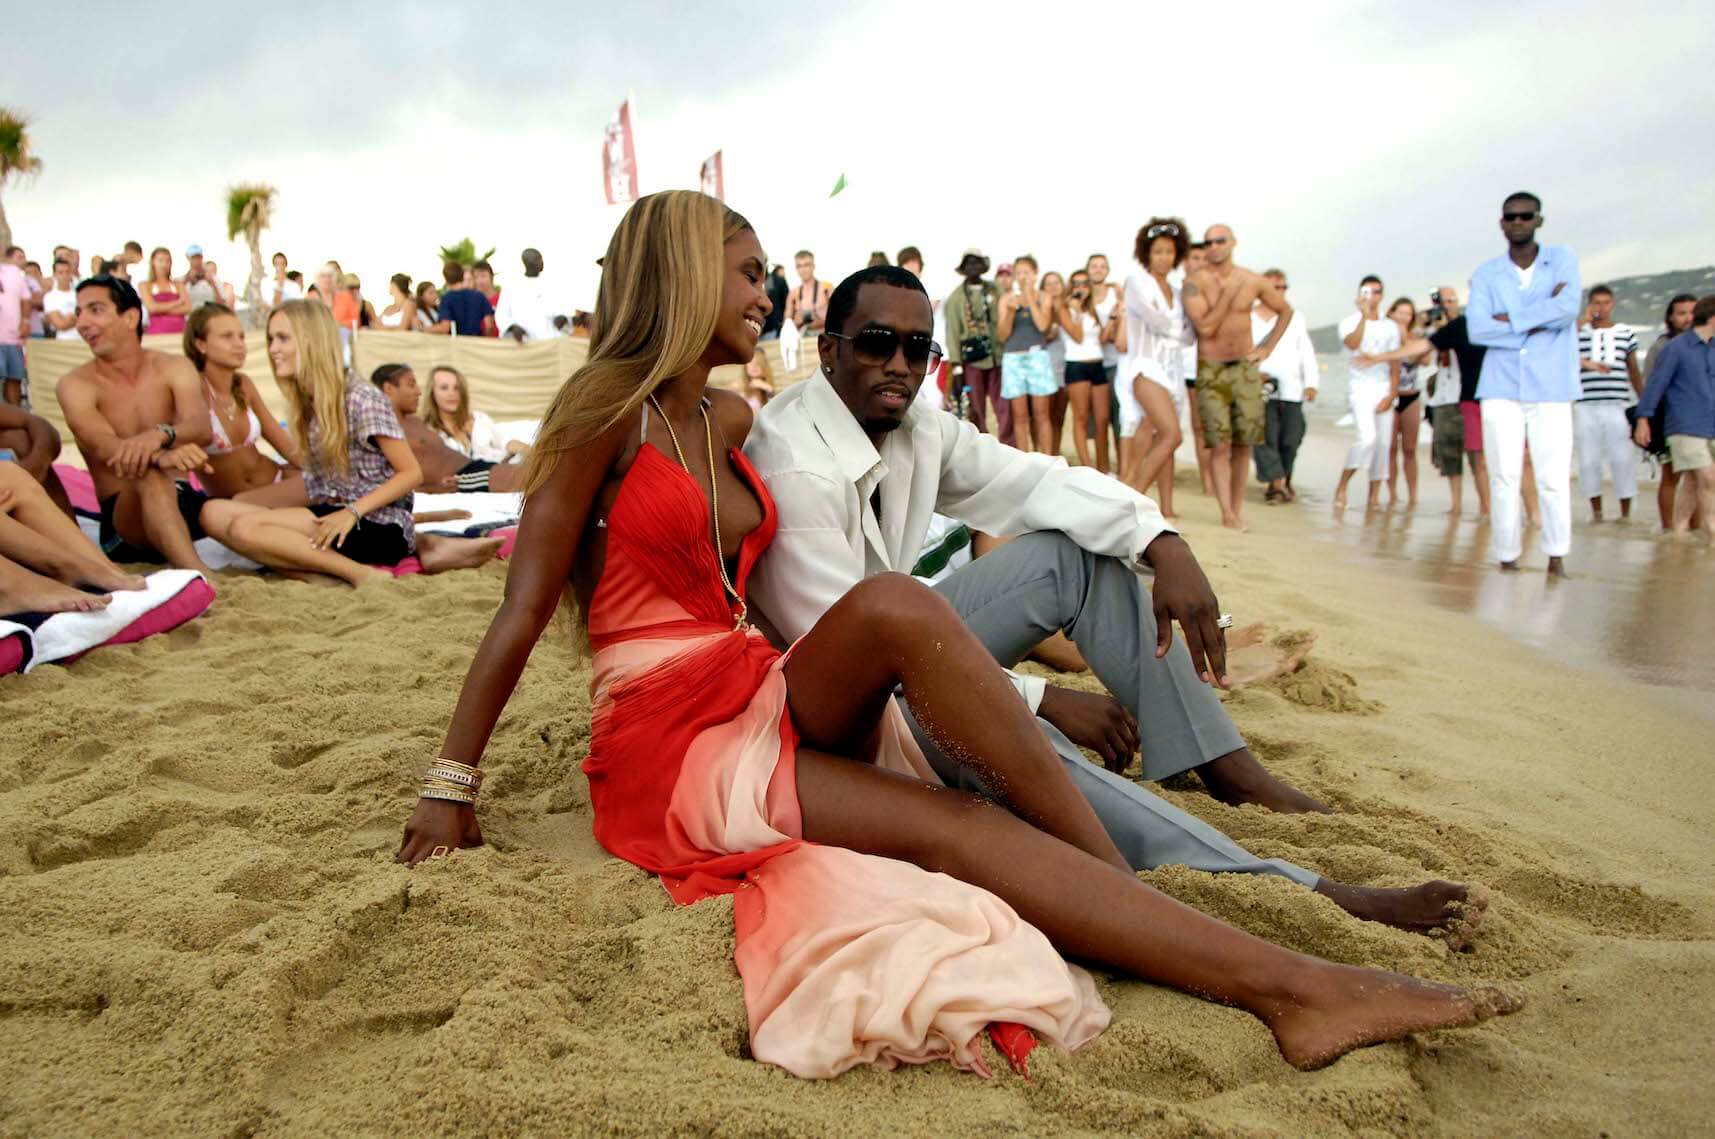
left=437, top=237, right=495, bottom=270
left=0, top=107, right=45, bottom=252
left=225, top=183, right=276, bottom=326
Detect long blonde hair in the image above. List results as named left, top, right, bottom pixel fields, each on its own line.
left=420, top=365, right=472, bottom=438
left=269, top=300, right=352, bottom=475
left=521, top=191, right=753, bottom=498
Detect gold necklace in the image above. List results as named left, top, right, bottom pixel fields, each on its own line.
left=647, top=394, right=747, bottom=629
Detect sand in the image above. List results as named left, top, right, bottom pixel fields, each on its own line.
left=3, top=480, right=1713, bottom=1137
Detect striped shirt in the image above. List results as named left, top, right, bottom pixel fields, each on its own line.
left=1577, top=324, right=1639, bottom=401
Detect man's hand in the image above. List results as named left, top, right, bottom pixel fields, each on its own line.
left=155, top=444, right=211, bottom=474
left=1140, top=533, right=1228, bottom=686
left=1634, top=419, right=1651, bottom=448
left=108, top=429, right=166, bottom=479
left=1375, top=394, right=1395, bottom=414
left=1551, top=281, right=1566, bottom=297
left=1584, top=360, right=1611, bottom=373
left=1493, top=312, right=1510, bottom=323
left=1305, top=387, right=1318, bottom=402
left=1037, top=685, right=1138, bottom=773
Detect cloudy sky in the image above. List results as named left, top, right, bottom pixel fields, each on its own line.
left=8, top=0, right=1713, bottom=324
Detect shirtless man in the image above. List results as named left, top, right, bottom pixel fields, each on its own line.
left=53, top=276, right=216, bottom=572
left=1182, top=225, right=1293, bottom=529
left=372, top=364, right=522, bottom=494
left=783, top=250, right=831, bottom=334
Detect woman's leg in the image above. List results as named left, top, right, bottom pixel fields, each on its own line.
left=1093, top=385, right=1113, bottom=474
left=1048, top=387, right=1068, bottom=456
left=1010, top=395, right=1032, bottom=451
left=1135, top=381, right=1182, bottom=507
left=1030, top=394, right=1055, bottom=455
left=0, top=464, right=144, bottom=591
left=1399, top=401, right=1423, bottom=507
left=0, top=551, right=112, bottom=617
left=234, top=470, right=307, bottom=507
left=1066, top=383, right=1093, bottom=467
left=201, top=500, right=390, bottom=586
left=784, top=576, right=1519, bottom=1070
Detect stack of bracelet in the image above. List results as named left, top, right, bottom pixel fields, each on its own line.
left=420, top=758, right=483, bottom=805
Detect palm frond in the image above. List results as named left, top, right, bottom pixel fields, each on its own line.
left=0, top=107, right=44, bottom=183
left=225, top=183, right=277, bottom=241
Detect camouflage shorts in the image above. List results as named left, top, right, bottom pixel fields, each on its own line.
left=1194, top=358, right=1265, bottom=447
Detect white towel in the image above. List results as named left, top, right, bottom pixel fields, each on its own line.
left=413, top=490, right=523, bottom=534
left=20, top=569, right=208, bottom=673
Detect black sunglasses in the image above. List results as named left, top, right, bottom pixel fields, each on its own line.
left=827, top=327, right=943, bottom=373
left=1502, top=211, right=1538, bottom=222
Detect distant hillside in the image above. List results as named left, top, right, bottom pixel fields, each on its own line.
left=1308, top=265, right=1714, bottom=353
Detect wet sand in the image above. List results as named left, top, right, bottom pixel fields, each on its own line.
left=2, top=431, right=1713, bottom=1135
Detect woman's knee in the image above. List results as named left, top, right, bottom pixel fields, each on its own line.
left=842, top=572, right=961, bottom=644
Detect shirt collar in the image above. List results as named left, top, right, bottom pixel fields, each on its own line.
left=803, top=373, right=886, bottom=487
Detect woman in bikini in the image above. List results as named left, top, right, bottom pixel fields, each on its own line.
left=395, top=190, right=1517, bottom=1081
left=183, top=304, right=307, bottom=506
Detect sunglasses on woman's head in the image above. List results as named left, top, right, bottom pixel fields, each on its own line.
left=826, top=327, right=944, bottom=373
left=1145, top=223, right=1180, bottom=238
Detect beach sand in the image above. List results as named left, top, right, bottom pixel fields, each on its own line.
left=3, top=458, right=1713, bottom=1136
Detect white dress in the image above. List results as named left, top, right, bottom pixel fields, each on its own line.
left=1117, top=273, right=1193, bottom=436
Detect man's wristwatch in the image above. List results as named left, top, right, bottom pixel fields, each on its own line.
left=155, top=422, right=176, bottom=450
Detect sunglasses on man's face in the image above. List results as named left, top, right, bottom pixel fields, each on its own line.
left=1207, top=236, right=1231, bottom=245
left=827, top=327, right=943, bottom=373
left=1502, top=211, right=1538, bottom=222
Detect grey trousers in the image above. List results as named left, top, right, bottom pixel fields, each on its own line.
left=1255, top=399, right=1307, bottom=484
left=902, top=531, right=1316, bottom=885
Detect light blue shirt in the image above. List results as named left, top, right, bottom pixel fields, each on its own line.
left=1467, top=243, right=1582, bottom=402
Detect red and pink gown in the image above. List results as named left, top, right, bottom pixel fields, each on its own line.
left=582, top=432, right=1109, bottom=1079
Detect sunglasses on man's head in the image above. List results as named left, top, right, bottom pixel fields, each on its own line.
left=1502, top=211, right=1538, bottom=222
left=827, top=327, right=943, bottom=373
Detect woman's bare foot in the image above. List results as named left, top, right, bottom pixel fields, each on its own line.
left=1195, top=748, right=1332, bottom=813
left=0, top=572, right=112, bottom=617
left=417, top=534, right=505, bottom=574
left=355, top=568, right=398, bottom=588
left=1315, top=880, right=1490, bottom=948
left=70, top=563, right=148, bottom=594
left=1261, top=960, right=1521, bottom=1070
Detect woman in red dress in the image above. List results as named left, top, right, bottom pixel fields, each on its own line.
left=398, top=191, right=1518, bottom=1079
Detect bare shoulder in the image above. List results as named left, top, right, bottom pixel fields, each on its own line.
left=55, top=358, right=101, bottom=398
left=708, top=386, right=755, bottom=446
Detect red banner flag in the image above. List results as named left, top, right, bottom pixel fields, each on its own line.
left=699, top=149, right=724, bottom=201
left=602, top=98, right=638, bottom=205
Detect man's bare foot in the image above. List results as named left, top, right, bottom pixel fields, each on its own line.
left=1261, top=960, right=1521, bottom=1071
left=1332, top=494, right=1347, bottom=511
left=1546, top=556, right=1568, bottom=579
left=1315, top=880, right=1490, bottom=948
left=417, top=534, right=505, bottom=574
left=1498, top=560, right=1521, bottom=573
left=1027, top=631, right=1088, bottom=673
left=0, top=575, right=113, bottom=617
left=1445, top=506, right=1460, bottom=517
left=1195, top=748, right=1332, bottom=814
left=1406, top=496, right=1419, bottom=511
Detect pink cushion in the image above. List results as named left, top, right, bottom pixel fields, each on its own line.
left=386, top=527, right=517, bottom=577
left=60, top=577, right=216, bottom=665
left=54, top=464, right=100, bottom=515
left=0, top=630, right=25, bottom=676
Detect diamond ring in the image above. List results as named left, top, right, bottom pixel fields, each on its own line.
left=1216, top=614, right=1234, bottom=630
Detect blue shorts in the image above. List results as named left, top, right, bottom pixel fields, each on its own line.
left=0, top=344, right=25, bottom=380
left=1000, top=348, right=1058, bottom=398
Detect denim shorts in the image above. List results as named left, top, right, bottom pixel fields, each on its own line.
left=1000, top=348, right=1058, bottom=399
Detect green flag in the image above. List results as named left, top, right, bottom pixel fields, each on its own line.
left=828, top=172, right=848, bottom=198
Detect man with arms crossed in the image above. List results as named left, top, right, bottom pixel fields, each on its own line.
left=1467, top=192, right=1581, bottom=576
left=54, top=276, right=216, bottom=573
left=745, top=266, right=1489, bottom=942
left=1182, top=225, right=1293, bottom=529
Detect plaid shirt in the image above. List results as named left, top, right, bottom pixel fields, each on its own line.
left=304, top=379, right=416, bottom=548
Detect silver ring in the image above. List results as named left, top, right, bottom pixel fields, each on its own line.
left=1216, top=614, right=1234, bottom=630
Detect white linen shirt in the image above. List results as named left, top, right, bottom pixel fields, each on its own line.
left=1251, top=308, right=1319, bottom=402
left=744, top=373, right=1175, bottom=712
left=495, top=273, right=566, bottom=342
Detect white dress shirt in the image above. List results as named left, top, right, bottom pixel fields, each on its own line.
left=495, top=273, right=566, bottom=342
left=1251, top=308, right=1319, bottom=402
left=744, top=373, right=1175, bottom=711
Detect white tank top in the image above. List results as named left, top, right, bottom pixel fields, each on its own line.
left=1063, top=309, right=1104, bottom=363
left=1094, top=289, right=1120, bottom=365
left=380, top=306, right=405, bottom=328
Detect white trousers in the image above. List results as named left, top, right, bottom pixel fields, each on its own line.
left=1344, top=376, right=1395, bottom=480
left=1482, top=398, right=1573, bottom=562
left=1573, top=401, right=1638, bottom=502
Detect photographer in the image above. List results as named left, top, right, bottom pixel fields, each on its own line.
left=943, top=249, right=1010, bottom=439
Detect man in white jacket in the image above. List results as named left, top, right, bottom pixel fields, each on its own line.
left=743, top=268, right=1505, bottom=939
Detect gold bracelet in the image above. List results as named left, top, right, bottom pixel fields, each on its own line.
left=422, top=775, right=478, bottom=797
left=432, top=758, right=482, bottom=776
left=420, top=784, right=477, bottom=805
